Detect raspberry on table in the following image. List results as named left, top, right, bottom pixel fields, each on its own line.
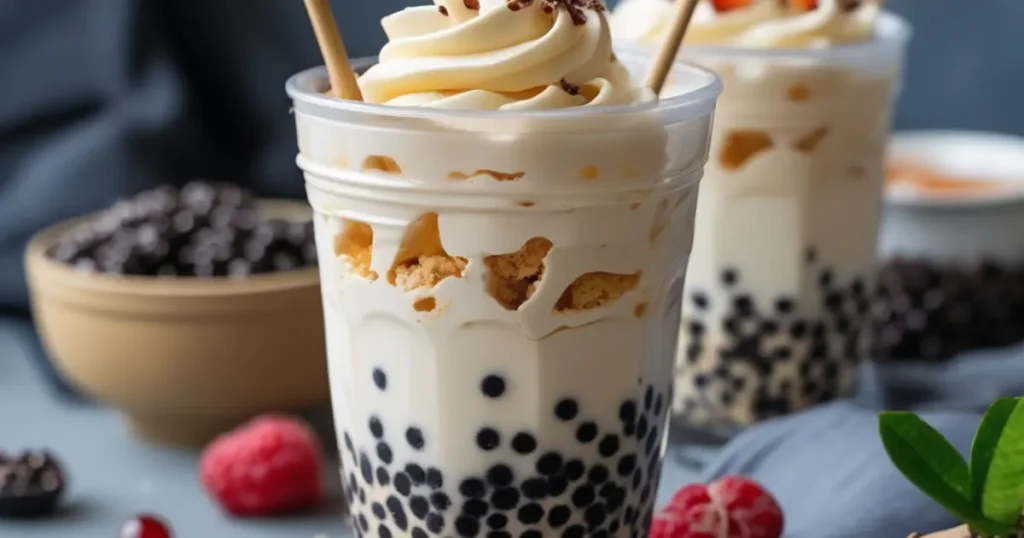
left=654, top=475, right=783, bottom=538
left=199, top=414, right=325, bottom=517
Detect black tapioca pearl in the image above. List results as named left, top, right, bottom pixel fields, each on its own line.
left=359, top=452, right=374, bottom=484
left=609, top=520, right=621, bottom=533
left=456, top=516, right=481, bottom=538
left=723, top=317, right=740, bottom=336
left=592, top=530, right=609, bottom=538
left=598, top=435, right=620, bottom=457
left=426, top=512, right=446, bottom=533
left=349, top=472, right=359, bottom=490
left=622, top=416, right=636, bottom=436
left=688, top=321, right=705, bottom=337
left=395, top=472, right=413, bottom=496
left=851, top=278, right=866, bottom=298
left=721, top=391, right=735, bottom=405
left=598, top=482, right=617, bottom=499
left=761, top=320, right=779, bottom=335
left=733, top=295, right=754, bottom=316
left=624, top=505, right=636, bottom=524
left=379, top=525, right=393, bottom=538
left=811, top=342, right=829, bottom=359
left=487, top=513, right=508, bottom=529
left=835, top=315, right=852, bottom=334
left=373, top=368, right=388, bottom=390
left=653, top=394, right=664, bottom=416
left=713, top=364, right=731, bottom=379
left=812, top=322, right=827, bottom=340
left=802, top=380, right=819, bottom=397
left=561, top=459, right=585, bottom=479
left=585, top=504, right=608, bottom=528
left=563, top=524, right=585, bottom=538
left=522, top=530, right=543, bottom=538
left=344, top=432, right=355, bottom=453
left=646, top=455, right=658, bottom=476
left=406, top=463, right=427, bottom=485
left=387, top=496, right=409, bottom=530
left=369, top=417, right=384, bottom=439
left=463, top=498, right=489, bottom=518
left=572, top=484, right=596, bottom=508
left=773, top=346, right=793, bottom=360
left=547, top=474, right=569, bottom=496
left=360, top=488, right=367, bottom=504
left=824, top=362, right=840, bottom=381
left=477, top=427, right=501, bottom=451
left=489, top=532, right=512, bottom=538
left=406, top=427, right=426, bottom=450
left=721, top=268, right=738, bottom=286
left=693, top=374, right=709, bottom=388
left=617, top=455, right=636, bottom=476
left=806, top=246, right=818, bottom=264
left=372, top=502, right=388, bottom=520
left=412, top=527, right=429, bottom=538
left=554, top=399, right=579, bottom=421
left=548, top=505, right=572, bottom=527
left=430, top=491, right=452, bottom=511
left=691, top=292, right=709, bottom=310
left=481, top=375, right=506, bottom=399
left=377, top=466, right=391, bottom=486
left=619, top=401, right=637, bottom=423
left=631, top=469, right=642, bottom=489
left=636, top=416, right=648, bottom=439
left=512, top=432, right=537, bottom=455
left=685, top=344, right=702, bottom=364
left=644, top=386, right=653, bottom=410
left=790, top=320, right=808, bottom=339
left=826, top=291, right=845, bottom=312
left=607, top=486, right=627, bottom=511
left=377, top=442, right=393, bottom=464
left=491, top=487, right=520, bottom=510
left=359, top=514, right=370, bottom=531
left=819, top=268, right=834, bottom=289
left=426, top=467, right=444, bottom=489
left=517, top=503, right=545, bottom=524
left=732, top=376, right=746, bottom=390
left=521, top=477, right=547, bottom=500
left=536, top=453, right=564, bottom=476
left=460, top=478, right=487, bottom=498
left=588, top=464, right=610, bottom=485
left=776, top=298, right=795, bottom=315
left=487, top=464, right=515, bottom=487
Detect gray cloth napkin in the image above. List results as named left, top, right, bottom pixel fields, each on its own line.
left=697, top=342, right=1024, bottom=538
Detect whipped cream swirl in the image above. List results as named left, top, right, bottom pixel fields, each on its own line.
left=611, top=0, right=878, bottom=49
left=358, top=0, right=651, bottom=110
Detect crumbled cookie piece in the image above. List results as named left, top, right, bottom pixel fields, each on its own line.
left=555, top=271, right=641, bottom=312
left=485, top=238, right=554, bottom=310
left=388, top=213, right=467, bottom=290
left=335, top=220, right=378, bottom=280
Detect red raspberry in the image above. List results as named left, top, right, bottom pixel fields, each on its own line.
left=659, top=476, right=784, bottom=538
left=199, top=414, right=325, bottom=516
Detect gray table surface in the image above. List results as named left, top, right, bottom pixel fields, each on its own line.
left=0, top=319, right=703, bottom=538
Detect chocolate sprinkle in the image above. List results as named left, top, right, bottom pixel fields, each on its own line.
left=507, top=0, right=605, bottom=25
left=560, top=79, right=580, bottom=96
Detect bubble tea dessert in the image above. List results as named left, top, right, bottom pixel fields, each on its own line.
left=287, top=1, right=721, bottom=537
left=610, top=0, right=909, bottom=428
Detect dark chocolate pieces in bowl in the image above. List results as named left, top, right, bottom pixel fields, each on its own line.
left=46, top=181, right=317, bottom=278
left=0, top=451, right=66, bottom=518
left=872, top=258, right=1024, bottom=361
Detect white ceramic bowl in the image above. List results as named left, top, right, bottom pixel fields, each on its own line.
left=880, top=130, right=1024, bottom=265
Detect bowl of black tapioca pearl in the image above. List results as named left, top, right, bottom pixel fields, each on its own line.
left=873, top=131, right=1024, bottom=362
left=26, top=181, right=331, bottom=447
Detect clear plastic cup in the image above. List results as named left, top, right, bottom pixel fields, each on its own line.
left=286, top=51, right=720, bottom=538
left=641, top=13, right=911, bottom=432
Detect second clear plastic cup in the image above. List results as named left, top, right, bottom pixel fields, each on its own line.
left=288, top=52, right=721, bottom=538
left=652, top=14, right=911, bottom=431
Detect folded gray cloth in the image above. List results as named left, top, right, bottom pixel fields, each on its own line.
left=700, top=401, right=977, bottom=538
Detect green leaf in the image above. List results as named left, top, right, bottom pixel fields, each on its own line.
left=878, top=412, right=1000, bottom=533
left=980, top=398, right=1024, bottom=526
left=970, top=398, right=1020, bottom=507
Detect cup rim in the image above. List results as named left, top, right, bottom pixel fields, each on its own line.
left=885, top=130, right=1024, bottom=211
left=286, top=51, right=722, bottom=122
left=625, top=12, right=911, bottom=63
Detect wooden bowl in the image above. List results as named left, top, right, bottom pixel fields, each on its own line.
left=25, top=200, right=330, bottom=447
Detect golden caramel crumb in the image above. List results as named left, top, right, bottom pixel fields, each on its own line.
left=555, top=272, right=641, bottom=312
left=334, top=220, right=378, bottom=281
left=484, top=238, right=554, bottom=310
